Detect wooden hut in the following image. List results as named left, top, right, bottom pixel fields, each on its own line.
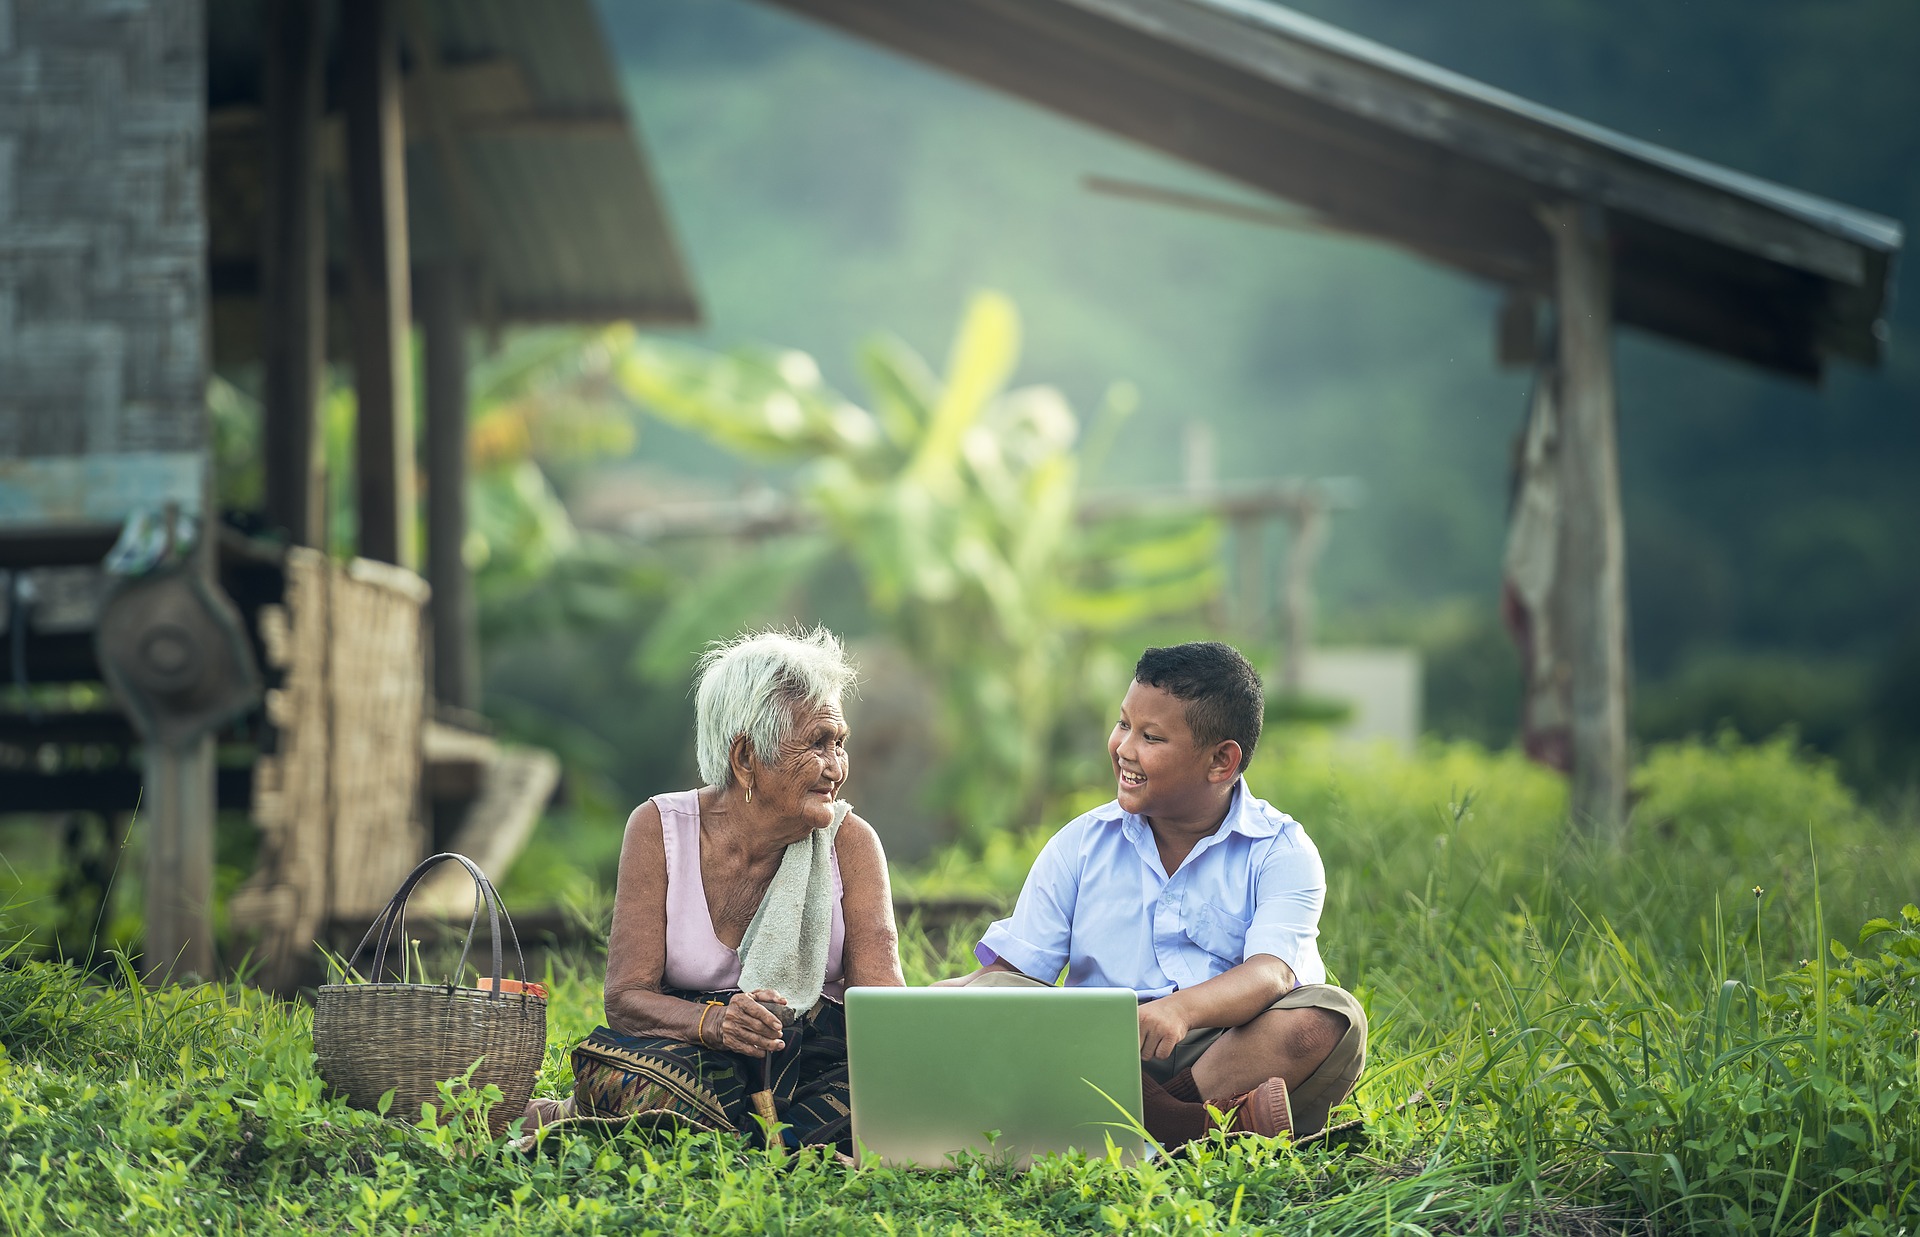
left=0, top=0, right=698, bottom=982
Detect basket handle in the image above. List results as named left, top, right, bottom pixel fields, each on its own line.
left=343, top=852, right=528, bottom=998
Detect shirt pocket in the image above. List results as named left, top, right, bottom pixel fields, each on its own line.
left=1185, top=901, right=1252, bottom=967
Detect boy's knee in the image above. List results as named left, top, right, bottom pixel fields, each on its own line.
left=1287, top=1007, right=1348, bottom=1066
left=1250, top=1005, right=1347, bottom=1073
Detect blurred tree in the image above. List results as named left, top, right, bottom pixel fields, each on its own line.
left=606, top=292, right=1225, bottom=838
left=450, top=332, right=689, bottom=809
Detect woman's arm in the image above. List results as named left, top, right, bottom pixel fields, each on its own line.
left=835, top=812, right=905, bottom=988
left=603, top=801, right=786, bottom=1054
left=603, top=801, right=691, bottom=1037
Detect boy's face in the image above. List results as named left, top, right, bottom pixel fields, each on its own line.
left=1107, top=680, right=1237, bottom=821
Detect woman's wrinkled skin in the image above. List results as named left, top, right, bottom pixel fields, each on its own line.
left=602, top=698, right=903, bottom=1056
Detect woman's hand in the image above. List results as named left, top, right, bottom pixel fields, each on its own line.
left=710, top=989, right=789, bottom=1057
left=1138, top=995, right=1192, bottom=1062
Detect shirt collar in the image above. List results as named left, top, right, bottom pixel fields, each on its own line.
left=1222, top=777, right=1282, bottom=837
left=1109, top=776, right=1278, bottom=843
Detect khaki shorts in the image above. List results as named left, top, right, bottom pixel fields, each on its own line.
left=967, top=971, right=1368, bottom=1135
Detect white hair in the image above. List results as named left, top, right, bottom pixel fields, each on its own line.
left=694, top=626, right=858, bottom=787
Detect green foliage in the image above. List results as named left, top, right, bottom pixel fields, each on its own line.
left=6, top=735, right=1920, bottom=1232
left=207, top=377, right=264, bottom=514
left=1633, top=731, right=1869, bottom=856
left=3, top=733, right=1920, bottom=1229
left=1634, top=652, right=1918, bottom=793
left=609, top=294, right=1223, bottom=838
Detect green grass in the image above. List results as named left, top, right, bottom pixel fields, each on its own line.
left=4, top=733, right=1919, bottom=1234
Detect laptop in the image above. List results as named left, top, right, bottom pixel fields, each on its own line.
left=845, top=986, right=1147, bottom=1168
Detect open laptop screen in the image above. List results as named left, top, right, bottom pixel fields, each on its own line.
left=846, top=987, right=1146, bottom=1168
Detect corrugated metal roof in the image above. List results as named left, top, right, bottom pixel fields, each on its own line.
left=407, top=0, right=699, bottom=325
left=204, top=0, right=698, bottom=333
left=1160, top=0, right=1901, bottom=254
left=764, top=0, right=1899, bottom=379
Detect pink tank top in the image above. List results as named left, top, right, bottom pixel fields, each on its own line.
left=655, top=789, right=847, bottom=1003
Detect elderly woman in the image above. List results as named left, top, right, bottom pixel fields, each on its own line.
left=535, top=627, right=902, bottom=1148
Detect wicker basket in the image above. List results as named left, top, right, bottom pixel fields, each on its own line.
left=313, top=852, right=547, bottom=1138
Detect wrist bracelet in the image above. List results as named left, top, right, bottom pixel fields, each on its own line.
left=697, top=999, right=725, bottom=1047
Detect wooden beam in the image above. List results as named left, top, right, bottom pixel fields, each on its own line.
left=140, top=739, right=216, bottom=980
left=0, top=529, right=122, bottom=569
left=1543, top=202, right=1629, bottom=833
left=455, top=111, right=630, bottom=139
left=0, top=711, right=134, bottom=745
left=343, top=0, right=416, bottom=568
left=489, top=296, right=705, bottom=325
left=418, top=265, right=477, bottom=710
left=261, top=0, right=328, bottom=547
left=0, top=767, right=253, bottom=813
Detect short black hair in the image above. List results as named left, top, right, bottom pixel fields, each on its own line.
left=1133, top=642, right=1263, bottom=773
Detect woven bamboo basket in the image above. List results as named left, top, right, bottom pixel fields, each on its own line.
left=313, top=853, right=546, bottom=1138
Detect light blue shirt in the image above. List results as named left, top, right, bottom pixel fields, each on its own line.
left=976, top=779, right=1327, bottom=998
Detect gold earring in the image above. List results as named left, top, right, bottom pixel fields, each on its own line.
left=744, top=783, right=753, bottom=805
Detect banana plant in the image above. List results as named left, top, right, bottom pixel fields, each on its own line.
left=609, top=293, right=1225, bottom=840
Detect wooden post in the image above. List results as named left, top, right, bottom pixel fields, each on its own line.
left=344, top=0, right=416, bottom=568
left=1231, top=513, right=1265, bottom=643
left=419, top=265, right=477, bottom=710
left=1280, top=501, right=1327, bottom=696
left=142, top=528, right=218, bottom=983
left=1542, top=203, right=1629, bottom=832
left=143, top=738, right=217, bottom=981
left=261, top=0, right=328, bottom=547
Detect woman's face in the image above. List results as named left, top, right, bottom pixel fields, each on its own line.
left=754, top=697, right=850, bottom=832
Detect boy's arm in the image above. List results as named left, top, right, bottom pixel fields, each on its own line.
left=1139, top=833, right=1326, bottom=1056
left=936, top=825, right=1081, bottom=985
left=1242, top=834, right=1328, bottom=984
left=929, top=957, right=1021, bottom=987
left=1137, top=954, right=1295, bottom=1059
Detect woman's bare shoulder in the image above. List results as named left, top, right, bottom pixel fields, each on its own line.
left=835, top=810, right=888, bottom=865
left=619, top=798, right=668, bottom=866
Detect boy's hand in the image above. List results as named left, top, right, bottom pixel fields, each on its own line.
left=930, top=960, right=1022, bottom=988
left=1138, top=996, right=1192, bottom=1061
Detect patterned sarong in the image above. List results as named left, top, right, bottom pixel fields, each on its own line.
left=571, top=988, right=852, bottom=1149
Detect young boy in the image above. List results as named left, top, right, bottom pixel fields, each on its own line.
left=937, top=642, right=1366, bottom=1142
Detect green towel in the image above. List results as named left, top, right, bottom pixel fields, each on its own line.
left=737, top=799, right=848, bottom=1016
